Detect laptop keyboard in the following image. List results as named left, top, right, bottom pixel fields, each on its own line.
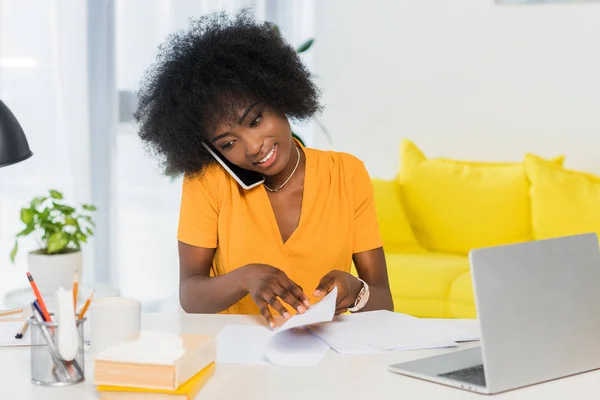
left=439, top=364, right=486, bottom=387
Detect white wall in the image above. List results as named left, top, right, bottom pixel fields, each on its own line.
left=314, top=0, right=600, bottom=179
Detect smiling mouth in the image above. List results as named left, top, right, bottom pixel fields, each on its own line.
left=254, top=144, right=277, bottom=168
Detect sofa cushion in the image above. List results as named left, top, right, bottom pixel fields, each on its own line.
left=385, top=251, right=470, bottom=317
left=397, top=139, right=564, bottom=255
left=372, top=179, right=424, bottom=253
left=449, top=272, right=476, bottom=319
left=525, top=153, right=600, bottom=241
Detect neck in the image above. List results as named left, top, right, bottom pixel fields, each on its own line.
left=264, top=144, right=304, bottom=189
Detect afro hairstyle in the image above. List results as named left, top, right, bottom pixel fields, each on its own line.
left=134, top=10, right=322, bottom=177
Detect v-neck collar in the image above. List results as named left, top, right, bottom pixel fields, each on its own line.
left=259, top=141, right=316, bottom=248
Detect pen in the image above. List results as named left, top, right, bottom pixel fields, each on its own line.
left=26, top=272, right=52, bottom=322
left=30, top=305, right=71, bottom=381
left=33, top=300, right=45, bottom=321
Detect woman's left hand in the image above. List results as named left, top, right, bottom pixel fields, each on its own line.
left=314, top=270, right=363, bottom=314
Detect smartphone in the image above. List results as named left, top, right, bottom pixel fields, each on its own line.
left=202, top=141, right=265, bottom=190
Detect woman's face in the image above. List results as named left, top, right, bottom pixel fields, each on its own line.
left=209, top=103, right=294, bottom=176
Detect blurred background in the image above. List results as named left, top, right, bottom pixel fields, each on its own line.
left=1, top=0, right=599, bottom=312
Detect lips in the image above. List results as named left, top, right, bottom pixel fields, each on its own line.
left=254, top=144, right=277, bottom=168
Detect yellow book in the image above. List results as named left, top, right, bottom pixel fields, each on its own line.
left=97, top=362, right=215, bottom=400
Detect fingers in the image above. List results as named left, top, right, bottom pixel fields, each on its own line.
left=335, top=293, right=353, bottom=314
left=314, top=274, right=335, bottom=297
left=253, top=271, right=311, bottom=329
left=270, top=297, right=292, bottom=320
left=278, top=289, right=307, bottom=314
left=256, top=298, right=276, bottom=329
left=274, top=271, right=310, bottom=311
left=282, top=280, right=311, bottom=308
left=335, top=307, right=348, bottom=315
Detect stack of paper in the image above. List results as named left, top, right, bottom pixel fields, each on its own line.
left=217, top=286, right=480, bottom=367
left=216, top=287, right=337, bottom=367
left=306, top=310, right=478, bottom=354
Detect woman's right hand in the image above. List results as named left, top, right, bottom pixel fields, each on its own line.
left=241, top=264, right=311, bottom=328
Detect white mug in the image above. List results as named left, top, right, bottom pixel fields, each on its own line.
left=89, top=297, right=141, bottom=356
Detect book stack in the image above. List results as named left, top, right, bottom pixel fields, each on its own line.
left=93, top=331, right=216, bottom=399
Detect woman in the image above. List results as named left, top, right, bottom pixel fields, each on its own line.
left=135, top=11, right=393, bottom=328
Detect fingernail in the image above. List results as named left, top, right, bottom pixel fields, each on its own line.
left=297, top=305, right=306, bottom=313
left=303, top=300, right=311, bottom=307
left=283, top=312, right=291, bottom=319
left=313, top=290, right=321, bottom=297
left=269, top=321, right=276, bottom=329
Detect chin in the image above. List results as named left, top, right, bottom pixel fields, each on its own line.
left=257, top=161, right=287, bottom=177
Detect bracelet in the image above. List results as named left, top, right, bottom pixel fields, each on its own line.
left=348, top=277, right=370, bottom=312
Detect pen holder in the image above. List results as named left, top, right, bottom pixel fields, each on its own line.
left=30, top=315, right=86, bottom=386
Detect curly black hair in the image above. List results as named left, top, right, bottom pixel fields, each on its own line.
left=134, top=10, right=322, bottom=176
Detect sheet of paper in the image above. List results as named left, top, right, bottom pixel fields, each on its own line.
left=416, top=318, right=480, bottom=343
left=216, top=287, right=337, bottom=367
left=307, top=310, right=476, bottom=354
left=0, top=321, right=31, bottom=347
left=264, top=328, right=330, bottom=367
left=276, top=286, right=337, bottom=331
left=216, top=325, right=274, bottom=365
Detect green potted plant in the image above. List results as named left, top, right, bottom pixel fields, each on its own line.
left=10, top=189, right=97, bottom=294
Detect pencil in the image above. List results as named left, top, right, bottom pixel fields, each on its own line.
left=14, top=320, right=29, bottom=339
left=77, top=290, right=95, bottom=320
left=26, top=272, right=52, bottom=322
left=72, top=269, right=79, bottom=310
left=0, top=308, right=23, bottom=318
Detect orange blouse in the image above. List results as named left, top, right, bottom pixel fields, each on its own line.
left=177, top=144, right=383, bottom=315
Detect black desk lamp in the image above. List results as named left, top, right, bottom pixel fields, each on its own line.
left=0, top=99, right=32, bottom=168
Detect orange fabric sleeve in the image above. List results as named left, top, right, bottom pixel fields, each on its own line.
left=352, top=159, right=384, bottom=253
left=177, top=171, right=220, bottom=248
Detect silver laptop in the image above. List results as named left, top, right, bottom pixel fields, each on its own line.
left=389, top=233, right=600, bottom=394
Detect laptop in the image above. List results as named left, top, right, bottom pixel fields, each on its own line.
left=388, top=233, right=600, bottom=394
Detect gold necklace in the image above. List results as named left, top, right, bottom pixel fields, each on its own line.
left=264, top=145, right=301, bottom=193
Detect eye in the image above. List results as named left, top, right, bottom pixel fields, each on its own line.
left=220, top=140, right=235, bottom=150
left=250, top=113, right=262, bottom=128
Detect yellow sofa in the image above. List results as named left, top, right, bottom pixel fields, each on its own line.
left=374, top=139, right=600, bottom=319
left=373, top=178, right=476, bottom=319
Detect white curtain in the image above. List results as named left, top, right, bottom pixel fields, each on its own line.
left=0, top=0, right=91, bottom=301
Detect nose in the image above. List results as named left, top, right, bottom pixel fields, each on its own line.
left=245, top=135, right=264, bottom=158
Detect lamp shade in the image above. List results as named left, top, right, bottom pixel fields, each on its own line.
left=0, top=99, right=33, bottom=168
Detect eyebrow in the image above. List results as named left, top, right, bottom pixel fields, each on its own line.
left=210, top=102, right=259, bottom=144
left=238, top=102, right=259, bottom=124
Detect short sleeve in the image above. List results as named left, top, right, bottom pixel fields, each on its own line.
left=352, top=159, right=384, bottom=253
left=177, top=170, right=220, bottom=248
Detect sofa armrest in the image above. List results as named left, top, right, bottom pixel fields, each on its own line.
left=371, top=179, right=424, bottom=252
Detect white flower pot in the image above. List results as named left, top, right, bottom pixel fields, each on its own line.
left=27, top=250, right=83, bottom=295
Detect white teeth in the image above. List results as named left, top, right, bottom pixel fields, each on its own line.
left=259, top=146, right=276, bottom=163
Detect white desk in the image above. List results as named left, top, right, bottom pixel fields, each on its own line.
left=1, top=313, right=599, bottom=399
